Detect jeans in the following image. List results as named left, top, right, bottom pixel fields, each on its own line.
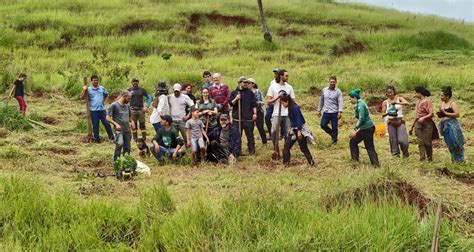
left=91, top=110, right=114, bottom=141
left=387, top=121, right=409, bottom=158
left=233, top=120, right=255, bottom=153
left=113, top=131, right=131, bottom=161
left=265, top=105, right=273, bottom=137
left=271, top=116, right=289, bottom=147
left=283, top=133, right=314, bottom=166
left=321, top=112, right=339, bottom=142
left=350, top=126, right=379, bottom=167
left=256, top=110, right=267, bottom=144
left=190, top=137, right=205, bottom=152
left=151, top=145, right=183, bottom=161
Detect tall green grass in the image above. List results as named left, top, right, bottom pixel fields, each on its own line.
left=0, top=176, right=466, bottom=250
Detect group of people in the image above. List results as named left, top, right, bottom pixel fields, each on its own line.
left=76, top=68, right=466, bottom=166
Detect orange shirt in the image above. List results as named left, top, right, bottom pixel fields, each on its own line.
left=415, top=98, right=433, bottom=119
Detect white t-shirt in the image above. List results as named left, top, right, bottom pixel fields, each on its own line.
left=168, top=94, right=194, bottom=121
left=266, top=82, right=296, bottom=117
left=157, top=94, right=170, bottom=116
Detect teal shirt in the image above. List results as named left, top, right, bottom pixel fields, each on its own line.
left=354, top=100, right=374, bottom=130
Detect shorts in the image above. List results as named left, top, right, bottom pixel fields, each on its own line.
left=131, top=109, right=146, bottom=129
left=190, top=137, right=205, bottom=152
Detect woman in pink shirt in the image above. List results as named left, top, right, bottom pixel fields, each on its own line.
left=409, top=86, right=438, bottom=161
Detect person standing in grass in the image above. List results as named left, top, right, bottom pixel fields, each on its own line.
left=128, top=76, right=152, bottom=142
left=266, top=69, right=296, bottom=146
left=151, top=115, right=185, bottom=163
left=348, top=89, right=379, bottom=167
left=186, top=107, right=210, bottom=165
left=107, top=91, right=132, bottom=161
left=207, top=114, right=241, bottom=164
left=196, top=88, right=218, bottom=133
left=150, top=80, right=169, bottom=134
left=229, top=77, right=257, bottom=154
left=317, top=75, right=343, bottom=145
left=381, top=85, right=410, bottom=158
left=201, top=70, right=213, bottom=90
left=248, top=78, right=267, bottom=145
left=80, top=75, right=114, bottom=143
left=437, top=86, right=465, bottom=163
left=209, top=72, right=231, bottom=114
left=409, top=86, right=438, bottom=162
left=281, top=95, right=315, bottom=167
left=265, top=68, right=280, bottom=140
left=168, top=83, right=194, bottom=145
left=10, top=73, right=28, bottom=115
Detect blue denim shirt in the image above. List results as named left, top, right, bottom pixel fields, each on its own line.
left=88, top=86, right=108, bottom=111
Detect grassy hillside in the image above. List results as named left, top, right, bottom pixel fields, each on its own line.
left=0, top=0, right=473, bottom=250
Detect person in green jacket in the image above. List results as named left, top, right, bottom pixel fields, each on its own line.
left=348, top=89, right=379, bottom=167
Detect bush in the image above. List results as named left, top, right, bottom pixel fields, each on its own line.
left=395, top=31, right=471, bottom=50
left=0, top=102, right=32, bottom=131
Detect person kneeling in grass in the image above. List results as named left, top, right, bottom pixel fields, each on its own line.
left=151, top=115, right=184, bottom=163
left=207, top=114, right=241, bottom=164
left=281, top=95, right=315, bottom=167
left=348, top=89, right=380, bottom=168
left=186, top=107, right=209, bottom=165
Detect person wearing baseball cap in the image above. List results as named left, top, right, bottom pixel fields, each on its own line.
left=248, top=78, right=267, bottom=145
left=207, top=113, right=241, bottom=164
left=168, top=83, right=194, bottom=145
left=128, top=76, right=152, bottom=142
left=229, top=76, right=257, bottom=154
left=151, top=114, right=185, bottom=162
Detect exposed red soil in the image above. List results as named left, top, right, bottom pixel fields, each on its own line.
left=436, top=168, right=474, bottom=185
left=332, top=36, right=366, bottom=57
left=42, top=116, right=58, bottom=125
left=0, top=127, right=8, bottom=138
left=46, top=146, right=77, bottom=155
left=308, top=86, right=321, bottom=96
left=186, top=12, right=255, bottom=33
left=278, top=29, right=305, bottom=37
left=322, top=179, right=429, bottom=219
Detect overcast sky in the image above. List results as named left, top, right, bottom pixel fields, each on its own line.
left=340, top=0, right=473, bottom=22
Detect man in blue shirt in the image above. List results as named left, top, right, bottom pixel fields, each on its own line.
left=81, top=75, right=114, bottom=143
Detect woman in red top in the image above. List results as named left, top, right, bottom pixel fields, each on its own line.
left=409, top=86, right=438, bottom=161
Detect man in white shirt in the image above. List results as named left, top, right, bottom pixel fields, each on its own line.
left=168, top=83, right=194, bottom=145
left=266, top=69, right=296, bottom=146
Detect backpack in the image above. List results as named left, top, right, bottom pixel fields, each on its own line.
left=387, top=103, right=398, bottom=117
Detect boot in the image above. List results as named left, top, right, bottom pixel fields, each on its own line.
left=192, top=153, right=197, bottom=166
left=132, top=131, right=138, bottom=142
left=200, top=149, right=206, bottom=163
left=141, top=131, right=147, bottom=142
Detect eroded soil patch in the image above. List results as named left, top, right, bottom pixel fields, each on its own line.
left=186, top=12, right=255, bottom=32
left=322, top=179, right=429, bottom=219
left=332, top=36, right=366, bottom=57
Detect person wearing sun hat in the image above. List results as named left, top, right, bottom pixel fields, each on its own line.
left=348, top=88, right=379, bottom=167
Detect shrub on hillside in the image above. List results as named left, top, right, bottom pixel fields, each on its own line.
left=395, top=31, right=471, bottom=50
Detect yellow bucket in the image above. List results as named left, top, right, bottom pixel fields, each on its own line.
left=374, top=124, right=386, bottom=137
